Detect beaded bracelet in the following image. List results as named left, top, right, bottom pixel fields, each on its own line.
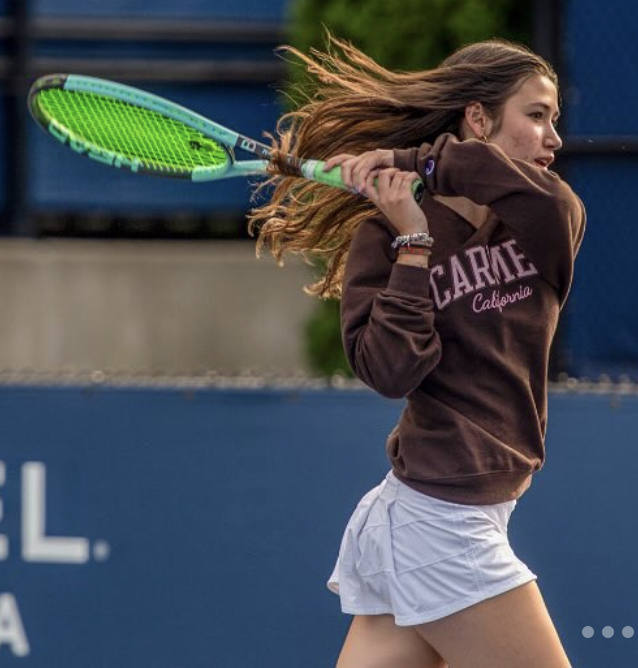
left=391, top=232, right=434, bottom=249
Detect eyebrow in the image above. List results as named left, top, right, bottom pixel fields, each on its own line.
left=529, top=102, right=561, bottom=118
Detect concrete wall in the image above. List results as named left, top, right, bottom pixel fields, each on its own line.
left=0, top=239, right=317, bottom=374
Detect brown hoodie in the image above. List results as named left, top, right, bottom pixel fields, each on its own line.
left=340, top=134, right=586, bottom=504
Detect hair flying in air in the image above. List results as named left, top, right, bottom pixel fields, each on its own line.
left=248, top=33, right=557, bottom=299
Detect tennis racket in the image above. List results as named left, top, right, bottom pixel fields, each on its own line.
left=28, top=73, right=424, bottom=202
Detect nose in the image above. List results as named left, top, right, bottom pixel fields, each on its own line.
left=546, top=123, right=563, bottom=151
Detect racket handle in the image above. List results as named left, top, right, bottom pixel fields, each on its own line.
left=300, top=160, right=424, bottom=204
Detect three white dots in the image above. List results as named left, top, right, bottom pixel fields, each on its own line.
left=582, top=626, right=634, bottom=638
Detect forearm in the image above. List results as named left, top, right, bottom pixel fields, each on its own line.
left=345, top=282, right=441, bottom=398
left=393, top=134, right=586, bottom=299
left=394, top=134, right=579, bottom=228
left=341, top=221, right=441, bottom=398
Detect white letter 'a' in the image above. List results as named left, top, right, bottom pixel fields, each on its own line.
left=21, top=462, right=89, bottom=563
left=0, top=594, right=30, bottom=656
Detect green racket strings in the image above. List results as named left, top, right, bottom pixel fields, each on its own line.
left=37, top=89, right=230, bottom=173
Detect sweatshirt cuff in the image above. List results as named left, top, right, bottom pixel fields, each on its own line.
left=394, top=134, right=459, bottom=195
left=386, top=262, right=431, bottom=297
left=393, top=147, right=419, bottom=173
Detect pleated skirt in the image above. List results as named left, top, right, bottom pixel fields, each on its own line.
left=327, top=471, right=537, bottom=626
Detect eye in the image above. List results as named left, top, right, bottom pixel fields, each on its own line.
left=529, top=112, right=543, bottom=120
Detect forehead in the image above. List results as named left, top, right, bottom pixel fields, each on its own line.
left=508, top=75, right=559, bottom=113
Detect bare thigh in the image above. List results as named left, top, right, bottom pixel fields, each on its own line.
left=337, top=614, right=448, bottom=668
left=414, top=581, right=571, bottom=668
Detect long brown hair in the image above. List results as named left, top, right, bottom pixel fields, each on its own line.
left=248, top=34, right=557, bottom=298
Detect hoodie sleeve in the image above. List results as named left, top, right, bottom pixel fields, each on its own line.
left=340, top=216, right=442, bottom=399
left=394, top=133, right=586, bottom=305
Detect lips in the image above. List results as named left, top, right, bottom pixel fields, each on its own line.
left=534, top=156, right=554, bottom=168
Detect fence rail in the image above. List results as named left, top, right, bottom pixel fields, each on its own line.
left=0, top=16, right=284, bottom=42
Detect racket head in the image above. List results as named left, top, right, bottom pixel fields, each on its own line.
left=28, top=74, right=239, bottom=181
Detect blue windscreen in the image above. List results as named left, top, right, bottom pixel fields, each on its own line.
left=562, top=0, right=638, bottom=378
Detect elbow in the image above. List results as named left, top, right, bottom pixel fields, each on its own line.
left=371, top=381, right=412, bottom=401
left=350, top=338, right=442, bottom=399
left=543, top=185, right=581, bottom=229
left=352, top=363, right=411, bottom=399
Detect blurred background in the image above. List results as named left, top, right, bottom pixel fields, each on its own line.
left=1, top=0, right=637, bottom=667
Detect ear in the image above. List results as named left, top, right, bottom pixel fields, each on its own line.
left=463, top=102, right=492, bottom=140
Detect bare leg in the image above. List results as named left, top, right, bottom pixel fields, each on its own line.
left=336, top=614, right=448, bottom=668
left=414, top=581, right=571, bottom=668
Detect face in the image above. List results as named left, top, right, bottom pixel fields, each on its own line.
left=475, top=75, right=562, bottom=169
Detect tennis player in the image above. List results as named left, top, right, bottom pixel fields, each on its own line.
left=251, top=35, right=585, bottom=668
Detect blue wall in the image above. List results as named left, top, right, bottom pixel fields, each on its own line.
left=562, top=0, right=638, bottom=377
left=1, top=385, right=637, bottom=667
left=31, top=0, right=291, bottom=20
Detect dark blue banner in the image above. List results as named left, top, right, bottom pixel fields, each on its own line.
left=1, top=384, right=638, bottom=666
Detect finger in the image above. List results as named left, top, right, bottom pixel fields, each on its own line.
left=351, top=156, right=377, bottom=192
left=403, top=171, right=422, bottom=194
left=390, top=170, right=416, bottom=196
left=377, top=167, right=400, bottom=180
left=327, top=156, right=358, bottom=189
left=364, top=170, right=379, bottom=203
left=391, top=173, right=416, bottom=203
left=354, top=168, right=379, bottom=198
left=339, top=158, right=360, bottom=190
left=368, top=168, right=381, bottom=184
left=352, top=153, right=390, bottom=192
left=401, top=170, right=417, bottom=189
left=322, top=154, right=355, bottom=171
left=376, top=167, right=399, bottom=192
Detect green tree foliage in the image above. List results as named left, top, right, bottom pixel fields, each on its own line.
left=285, top=0, right=532, bottom=377
left=304, top=299, right=351, bottom=377
left=287, top=0, right=532, bottom=74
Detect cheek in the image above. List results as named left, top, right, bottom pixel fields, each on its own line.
left=510, top=125, right=541, bottom=155
left=490, top=120, right=540, bottom=160
left=525, top=122, right=544, bottom=143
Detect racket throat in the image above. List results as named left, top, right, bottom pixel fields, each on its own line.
left=189, top=138, right=233, bottom=158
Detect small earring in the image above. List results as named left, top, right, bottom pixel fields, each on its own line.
left=481, top=133, right=489, bottom=143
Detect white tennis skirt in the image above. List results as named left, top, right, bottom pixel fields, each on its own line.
left=327, top=471, right=537, bottom=626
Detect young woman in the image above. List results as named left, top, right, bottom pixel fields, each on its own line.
left=250, top=35, right=585, bottom=668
